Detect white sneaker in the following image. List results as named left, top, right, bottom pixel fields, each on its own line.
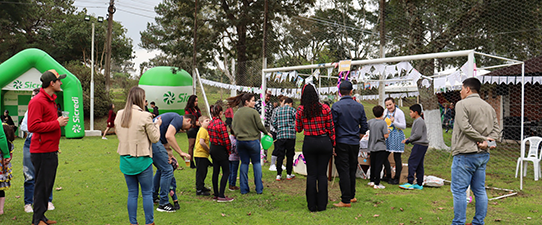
left=24, top=204, right=33, bottom=213
left=102, top=137, right=107, bottom=140
left=269, top=164, right=277, bottom=171
left=286, top=174, right=295, bottom=180
left=276, top=175, right=281, bottom=181
left=367, top=182, right=375, bottom=187
left=373, top=184, right=386, bottom=189
left=48, top=202, right=55, bottom=210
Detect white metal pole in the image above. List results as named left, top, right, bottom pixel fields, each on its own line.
left=467, top=52, right=474, bottom=77
left=263, top=50, right=476, bottom=73
left=90, top=22, right=95, bottom=131
left=379, top=48, right=385, bottom=105
left=520, top=62, right=525, bottom=190
left=261, top=58, right=267, bottom=117
left=195, top=68, right=210, bottom=115
left=231, top=59, right=236, bottom=96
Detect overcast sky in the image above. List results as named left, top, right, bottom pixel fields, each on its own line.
left=74, top=0, right=163, bottom=76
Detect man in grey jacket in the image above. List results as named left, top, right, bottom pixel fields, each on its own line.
left=451, top=78, right=500, bottom=225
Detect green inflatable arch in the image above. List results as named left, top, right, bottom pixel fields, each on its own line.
left=0, top=48, right=85, bottom=138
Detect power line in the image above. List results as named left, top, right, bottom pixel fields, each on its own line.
left=116, top=8, right=154, bottom=19
left=294, top=16, right=377, bottom=36
left=121, top=0, right=155, bottom=8
left=75, top=0, right=108, bottom=3
left=116, top=2, right=155, bottom=13
left=74, top=5, right=107, bottom=9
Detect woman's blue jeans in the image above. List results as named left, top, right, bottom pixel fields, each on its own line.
left=451, top=152, right=490, bottom=225
left=124, top=164, right=154, bottom=225
left=237, top=139, right=263, bottom=194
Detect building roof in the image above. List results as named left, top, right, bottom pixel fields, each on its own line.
left=485, top=56, right=542, bottom=76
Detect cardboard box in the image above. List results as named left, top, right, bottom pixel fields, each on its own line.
left=388, top=152, right=396, bottom=166
left=358, top=152, right=370, bottom=166
left=358, top=152, right=397, bottom=166
left=398, top=164, right=408, bottom=183
left=292, top=152, right=339, bottom=177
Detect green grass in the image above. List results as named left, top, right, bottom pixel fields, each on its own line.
left=2, top=133, right=541, bottom=224
left=2, top=85, right=540, bottom=224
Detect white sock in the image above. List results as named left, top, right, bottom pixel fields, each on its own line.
left=271, top=156, right=277, bottom=165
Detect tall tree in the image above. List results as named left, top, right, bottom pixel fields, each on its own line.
left=0, top=4, right=133, bottom=69
left=141, top=0, right=315, bottom=86
left=384, top=0, right=542, bottom=149
left=0, top=0, right=76, bottom=61
left=45, top=11, right=134, bottom=73
left=140, top=0, right=218, bottom=73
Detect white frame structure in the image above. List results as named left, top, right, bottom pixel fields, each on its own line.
left=261, top=49, right=528, bottom=190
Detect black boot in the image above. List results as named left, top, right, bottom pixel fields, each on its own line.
left=387, top=178, right=399, bottom=185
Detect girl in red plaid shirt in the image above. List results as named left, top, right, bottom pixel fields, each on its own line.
left=296, top=84, right=335, bottom=212
left=207, top=103, right=234, bottom=202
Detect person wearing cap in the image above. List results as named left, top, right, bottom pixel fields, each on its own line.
left=20, top=89, right=55, bottom=213
left=331, top=80, right=368, bottom=208
left=27, top=69, right=69, bottom=225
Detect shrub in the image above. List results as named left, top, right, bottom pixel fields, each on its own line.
left=63, top=61, right=111, bottom=118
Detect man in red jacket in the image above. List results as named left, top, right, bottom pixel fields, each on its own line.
left=28, top=69, right=69, bottom=225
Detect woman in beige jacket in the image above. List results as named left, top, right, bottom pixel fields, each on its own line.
left=115, top=87, right=161, bottom=225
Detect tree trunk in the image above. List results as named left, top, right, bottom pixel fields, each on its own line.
left=406, top=1, right=450, bottom=150
left=236, top=23, right=247, bottom=86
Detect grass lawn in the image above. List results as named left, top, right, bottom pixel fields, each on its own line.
left=2, top=132, right=541, bottom=224
left=2, top=85, right=540, bottom=224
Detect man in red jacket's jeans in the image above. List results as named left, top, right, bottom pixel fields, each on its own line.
left=27, top=69, right=69, bottom=225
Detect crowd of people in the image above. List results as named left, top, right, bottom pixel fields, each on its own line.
left=0, top=68, right=500, bottom=225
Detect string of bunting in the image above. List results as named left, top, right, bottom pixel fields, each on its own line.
left=200, top=78, right=420, bottom=99
left=201, top=58, right=529, bottom=97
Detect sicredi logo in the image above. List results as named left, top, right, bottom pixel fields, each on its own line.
left=13, top=80, right=22, bottom=89
left=71, top=97, right=80, bottom=123
left=72, top=124, right=82, bottom=133
left=12, top=80, right=41, bottom=90
left=163, top=91, right=176, bottom=105
left=177, top=93, right=190, bottom=103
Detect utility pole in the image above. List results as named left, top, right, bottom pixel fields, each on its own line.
left=192, top=0, right=198, bottom=94
left=378, top=0, right=386, bottom=105
left=104, top=0, right=116, bottom=93
left=262, top=0, right=268, bottom=63
left=261, top=0, right=268, bottom=113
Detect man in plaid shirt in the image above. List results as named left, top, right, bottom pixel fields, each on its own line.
left=254, top=90, right=273, bottom=129
left=271, top=97, right=297, bottom=181
left=254, top=90, right=273, bottom=162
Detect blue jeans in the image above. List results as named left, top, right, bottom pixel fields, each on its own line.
left=451, top=152, right=490, bottom=225
left=23, top=133, right=52, bottom=205
left=124, top=165, right=154, bottom=225
left=153, top=165, right=177, bottom=201
left=229, top=160, right=240, bottom=187
left=237, top=140, right=263, bottom=194
left=152, top=142, right=173, bottom=206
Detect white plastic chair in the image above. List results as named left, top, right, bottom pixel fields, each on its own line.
left=515, top=136, right=542, bottom=181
